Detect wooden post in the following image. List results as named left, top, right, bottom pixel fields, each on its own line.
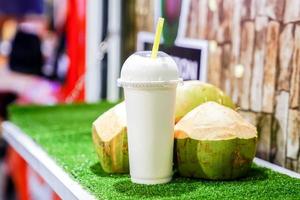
left=230, top=0, right=242, bottom=104
left=266, top=0, right=284, bottom=21
left=197, top=0, right=208, bottom=39
left=241, top=0, right=255, bottom=20
left=231, top=0, right=241, bottom=61
left=262, top=21, right=280, bottom=113
left=287, top=109, right=300, bottom=160
left=221, top=44, right=232, bottom=96
left=206, top=0, right=220, bottom=40
left=286, top=158, right=298, bottom=171
left=208, top=46, right=222, bottom=87
left=257, top=114, right=272, bottom=161
left=278, top=24, right=294, bottom=91
left=274, top=91, right=290, bottom=166
left=240, top=22, right=255, bottom=110
left=250, top=16, right=268, bottom=112
left=283, top=0, right=300, bottom=24
left=217, top=0, right=233, bottom=43
left=290, top=25, right=300, bottom=108
left=185, top=0, right=199, bottom=38
left=135, top=0, right=154, bottom=32
left=254, top=0, right=267, bottom=17
left=298, top=156, right=300, bottom=173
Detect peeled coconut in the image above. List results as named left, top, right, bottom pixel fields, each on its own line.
left=92, top=102, right=129, bottom=173
left=175, top=81, right=235, bottom=123
left=175, top=102, right=257, bottom=180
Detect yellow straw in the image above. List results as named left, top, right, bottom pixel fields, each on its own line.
left=151, top=17, right=164, bottom=59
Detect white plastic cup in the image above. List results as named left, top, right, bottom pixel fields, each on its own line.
left=118, top=51, right=181, bottom=184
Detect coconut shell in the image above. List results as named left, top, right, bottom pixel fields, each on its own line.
left=92, top=102, right=129, bottom=173
left=175, top=102, right=257, bottom=180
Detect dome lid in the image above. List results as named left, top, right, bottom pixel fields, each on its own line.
left=118, top=51, right=181, bottom=88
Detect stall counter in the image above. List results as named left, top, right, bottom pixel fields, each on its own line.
left=2, top=103, right=300, bottom=200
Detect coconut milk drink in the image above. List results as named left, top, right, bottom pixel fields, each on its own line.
left=118, top=51, right=180, bottom=184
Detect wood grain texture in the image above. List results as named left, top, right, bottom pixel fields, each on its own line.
left=286, top=158, right=298, bottom=171
left=197, top=0, right=208, bottom=39
left=254, top=0, right=267, bottom=17
left=231, top=72, right=240, bottom=104
left=250, top=16, right=268, bottom=112
left=230, top=0, right=242, bottom=104
left=278, top=24, right=294, bottom=91
left=290, top=25, right=300, bottom=108
left=232, top=0, right=242, bottom=61
left=262, top=21, right=280, bottom=113
left=186, top=0, right=199, bottom=38
left=240, top=22, right=255, bottom=110
left=241, top=0, right=256, bottom=20
left=274, top=91, right=289, bottom=166
left=266, top=0, right=285, bottom=20
left=286, top=109, right=300, bottom=159
left=257, top=114, right=272, bottom=161
left=207, top=46, right=222, bottom=87
left=217, top=0, right=233, bottom=43
left=135, top=0, right=154, bottom=32
left=206, top=0, right=221, bottom=40
left=220, top=44, right=232, bottom=96
left=298, top=156, right=300, bottom=173
left=283, top=0, right=300, bottom=23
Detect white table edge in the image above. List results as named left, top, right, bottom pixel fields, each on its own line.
left=253, top=157, right=300, bottom=179
left=1, top=121, right=96, bottom=200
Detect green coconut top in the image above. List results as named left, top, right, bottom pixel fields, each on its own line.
left=175, top=81, right=235, bottom=122
left=175, top=102, right=257, bottom=140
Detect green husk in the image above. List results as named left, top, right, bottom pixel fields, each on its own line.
left=175, top=102, right=257, bottom=180
left=176, top=137, right=257, bottom=179
left=92, top=127, right=129, bottom=173
left=175, top=81, right=235, bottom=122
left=92, top=102, right=129, bottom=173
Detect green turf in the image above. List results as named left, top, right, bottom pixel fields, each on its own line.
left=8, top=103, right=300, bottom=200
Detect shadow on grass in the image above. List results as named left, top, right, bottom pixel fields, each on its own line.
left=90, top=162, right=268, bottom=198
left=237, top=167, right=268, bottom=182
left=113, top=178, right=198, bottom=198
left=89, top=162, right=129, bottom=179
left=187, top=166, right=269, bottom=191
left=193, top=166, right=268, bottom=184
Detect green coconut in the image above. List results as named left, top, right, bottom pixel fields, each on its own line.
left=175, top=81, right=235, bottom=123
left=175, top=102, right=257, bottom=180
left=92, top=81, right=235, bottom=174
left=92, top=102, right=129, bottom=173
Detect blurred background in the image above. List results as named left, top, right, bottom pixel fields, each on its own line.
left=0, top=0, right=300, bottom=199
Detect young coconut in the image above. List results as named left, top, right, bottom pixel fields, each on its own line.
left=175, top=102, right=257, bottom=180
left=175, top=81, right=235, bottom=123
left=92, top=82, right=235, bottom=174
left=92, top=102, right=129, bottom=173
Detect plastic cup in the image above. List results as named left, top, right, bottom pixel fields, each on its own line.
left=118, top=51, right=181, bottom=184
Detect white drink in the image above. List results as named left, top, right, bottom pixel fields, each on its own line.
left=118, top=51, right=180, bottom=184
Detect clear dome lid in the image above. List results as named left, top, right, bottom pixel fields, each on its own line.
left=118, top=51, right=181, bottom=88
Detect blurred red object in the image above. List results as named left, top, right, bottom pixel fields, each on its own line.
left=62, top=0, right=86, bottom=103
left=7, top=147, right=61, bottom=200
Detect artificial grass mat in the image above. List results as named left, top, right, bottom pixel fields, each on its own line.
left=8, top=102, right=300, bottom=200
